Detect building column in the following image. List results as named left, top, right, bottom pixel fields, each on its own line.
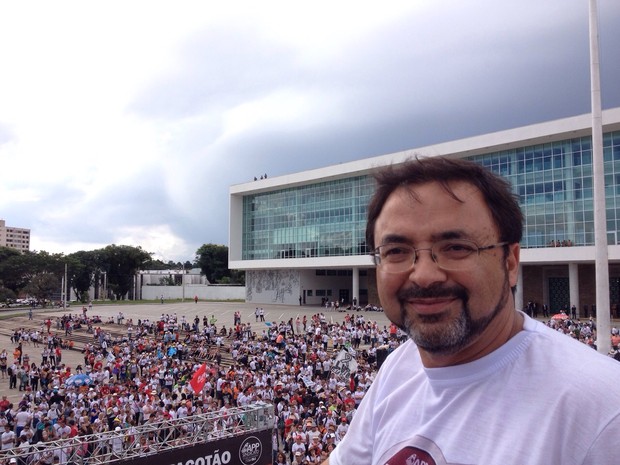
left=352, top=268, right=360, bottom=306
left=515, top=264, right=523, bottom=313
left=569, top=262, right=579, bottom=317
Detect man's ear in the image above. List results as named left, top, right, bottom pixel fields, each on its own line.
left=506, top=243, right=520, bottom=288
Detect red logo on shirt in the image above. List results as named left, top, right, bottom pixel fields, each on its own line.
left=384, top=446, right=437, bottom=465
left=378, top=436, right=468, bottom=465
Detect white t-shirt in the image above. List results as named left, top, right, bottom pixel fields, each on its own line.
left=1, top=430, right=15, bottom=449
left=329, top=314, right=620, bottom=465
left=15, top=410, right=32, bottom=427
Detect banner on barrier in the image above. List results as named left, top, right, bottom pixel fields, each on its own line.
left=116, top=429, right=272, bottom=465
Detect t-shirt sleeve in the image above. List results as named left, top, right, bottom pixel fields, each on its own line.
left=582, top=412, right=620, bottom=465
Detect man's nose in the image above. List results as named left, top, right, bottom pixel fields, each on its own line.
left=407, top=248, right=448, bottom=287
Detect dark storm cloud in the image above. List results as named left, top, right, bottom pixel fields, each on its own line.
left=171, top=0, right=620, bottom=255
left=147, top=0, right=620, bottom=187
left=6, top=1, right=619, bottom=260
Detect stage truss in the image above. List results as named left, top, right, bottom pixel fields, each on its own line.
left=1, top=403, right=274, bottom=465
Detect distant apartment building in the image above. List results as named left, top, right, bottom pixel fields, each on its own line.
left=0, top=219, right=30, bottom=252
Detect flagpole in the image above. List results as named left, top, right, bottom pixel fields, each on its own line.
left=589, top=0, right=611, bottom=355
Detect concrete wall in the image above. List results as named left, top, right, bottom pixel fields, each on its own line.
left=141, top=274, right=206, bottom=285
left=141, top=284, right=245, bottom=301
left=245, top=269, right=374, bottom=306
left=245, top=269, right=301, bottom=305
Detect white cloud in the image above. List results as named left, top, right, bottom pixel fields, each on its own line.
left=115, top=224, right=192, bottom=262
left=1, top=0, right=619, bottom=261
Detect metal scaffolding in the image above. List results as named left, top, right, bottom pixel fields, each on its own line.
left=1, top=404, right=274, bottom=465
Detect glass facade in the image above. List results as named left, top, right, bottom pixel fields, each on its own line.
left=471, top=130, right=620, bottom=247
left=241, top=130, right=620, bottom=260
left=242, top=176, right=375, bottom=260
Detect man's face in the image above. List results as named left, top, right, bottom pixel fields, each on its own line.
left=373, top=181, right=519, bottom=366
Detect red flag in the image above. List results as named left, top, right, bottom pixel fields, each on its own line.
left=190, top=363, right=207, bottom=393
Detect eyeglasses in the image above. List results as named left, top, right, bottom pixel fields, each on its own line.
left=371, top=239, right=508, bottom=273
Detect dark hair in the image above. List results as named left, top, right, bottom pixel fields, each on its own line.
left=366, top=156, right=523, bottom=249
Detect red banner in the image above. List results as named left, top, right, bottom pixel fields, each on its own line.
left=190, top=363, right=207, bottom=393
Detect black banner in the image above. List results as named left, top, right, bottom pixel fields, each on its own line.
left=116, top=429, right=272, bottom=465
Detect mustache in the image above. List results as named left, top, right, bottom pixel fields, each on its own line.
left=397, top=284, right=468, bottom=301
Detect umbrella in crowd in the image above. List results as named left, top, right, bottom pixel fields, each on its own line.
left=64, top=373, right=94, bottom=387
left=551, top=312, right=569, bottom=321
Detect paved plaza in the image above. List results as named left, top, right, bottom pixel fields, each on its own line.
left=24, top=299, right=391, bottom=331
left=0, top=300, right=391, bottom=404
left=3, top=299, right=618, bottom=407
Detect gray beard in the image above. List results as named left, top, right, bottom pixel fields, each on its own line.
left=400, top=269, right=511, bottom=356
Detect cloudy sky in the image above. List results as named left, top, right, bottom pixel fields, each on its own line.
left=1, top=0, right=619, bottom=263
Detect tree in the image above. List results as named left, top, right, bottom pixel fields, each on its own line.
left=194, top=244, right=244, bottom=284
left=0, top=246, right=28, bottom=293
left=24, top=251, right=66, bottom=303
left=22, top=272, right=60, bottom=303
left=99, top=245, right=152, bottom=300
left=66, top=251, right=100, bottom=302
left=0, top=246, right=21, bottom=264
left=195, top=244, right=229, bottom=283
left=0, top=248, right=65, bottom=297
left=0, top=286, right=16, bottom=303
left=142, top=257, right=172, bottom=270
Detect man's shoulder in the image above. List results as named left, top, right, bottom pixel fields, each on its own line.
left=523, top=317, right=620, bottom=388
left=528, top=317, right=614, bottom=361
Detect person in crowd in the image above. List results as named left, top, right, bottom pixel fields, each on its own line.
left=3, top=259, right=619, bottom=465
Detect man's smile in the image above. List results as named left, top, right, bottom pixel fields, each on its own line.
left=404, top=298, right=458, bottom=316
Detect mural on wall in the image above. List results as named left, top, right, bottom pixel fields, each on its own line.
left=246, top=269, right=300, bottom=303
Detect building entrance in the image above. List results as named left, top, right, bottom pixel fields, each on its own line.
left=549, top=277, right=570, bottom=313
left=610, top=277, right=620, bottom=318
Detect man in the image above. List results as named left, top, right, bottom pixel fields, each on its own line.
left=14, top=406, right=32, bottom=438
left=110, top=425, right=124, bottom=457
left=323, top=157, right=620, bottom=465
left=1, top=424, right=15, bottom=450
left=53, top=417, right=71, bottom=439
left=8, top=361, right=17, bottom=389
left=290, top=434, right=307, bottom=462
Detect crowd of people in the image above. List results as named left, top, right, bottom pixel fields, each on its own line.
left=547, top=239, right=574, bottom=247
left=0, top=308, right=405, bottom=465
left=546, top=313, right=620, bottom=360
left=1, top=303, right=620, bottom=465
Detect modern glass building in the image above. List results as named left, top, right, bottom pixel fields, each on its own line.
left=240, top=176, right=375, bottom=261
left=229, top=108, right=620, bottom=314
